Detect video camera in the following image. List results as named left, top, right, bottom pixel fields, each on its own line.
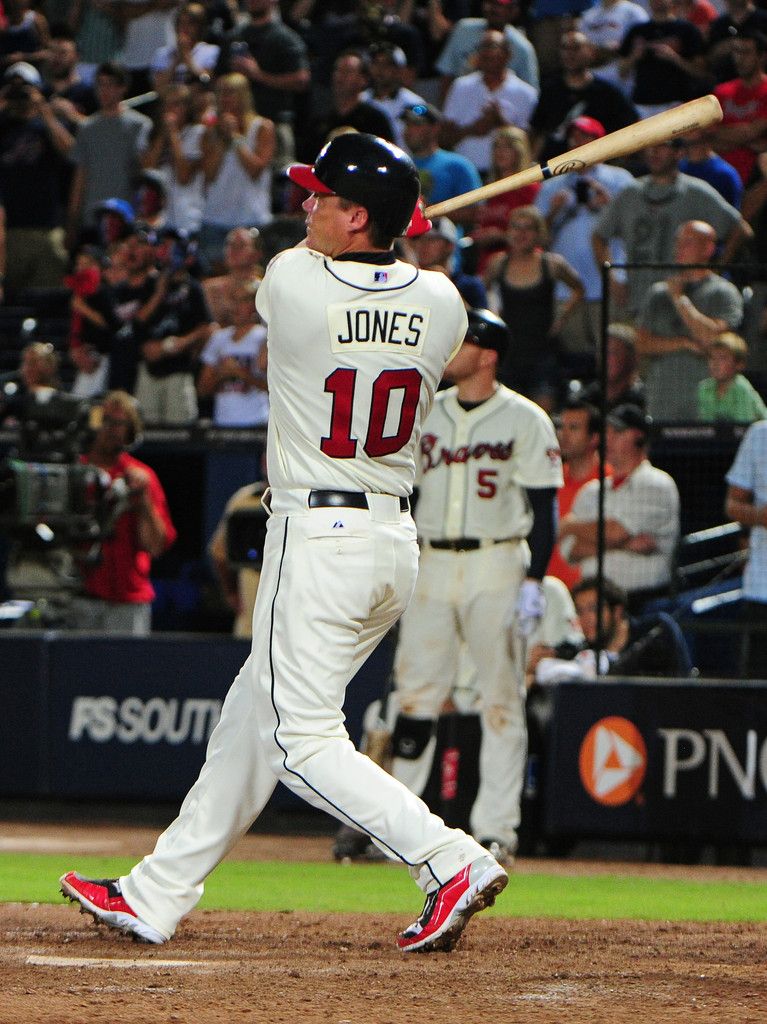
left=0, top=391, right=128, bottom=548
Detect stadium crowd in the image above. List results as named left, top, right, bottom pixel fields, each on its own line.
left=0, top=0, right=764, bottom=668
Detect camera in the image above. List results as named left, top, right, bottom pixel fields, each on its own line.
left=574, top=177, right=591, bottom=204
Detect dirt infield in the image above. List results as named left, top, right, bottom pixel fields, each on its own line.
left=2, top=824, right=766, bottom=1024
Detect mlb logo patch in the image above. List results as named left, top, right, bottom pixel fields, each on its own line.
left=374, top=271, right=389, bottom=283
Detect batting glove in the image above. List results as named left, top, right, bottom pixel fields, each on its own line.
left=514, top=579, right=546, bottom=639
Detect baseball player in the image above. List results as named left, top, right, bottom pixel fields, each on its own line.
left=390, top=308, right=563, bottom=864
left=60, top=133, right=508, bottom=954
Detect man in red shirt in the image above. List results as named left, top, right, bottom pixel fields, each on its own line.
left=72, top=390, right=176, bottom=634
left=712, top=30, right=767, bottom=185
left=547, top=398, right=607, bottom=589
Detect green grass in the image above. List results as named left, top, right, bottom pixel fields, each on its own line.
left=2, top=854, right=766, bottom=922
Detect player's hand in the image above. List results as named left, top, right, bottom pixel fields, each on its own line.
left=514, top=579, right=546, bottom=639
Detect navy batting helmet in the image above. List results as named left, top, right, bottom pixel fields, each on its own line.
left=287, top=133, right=420, bottom=239
left=466, top=308, right=509, bottom=359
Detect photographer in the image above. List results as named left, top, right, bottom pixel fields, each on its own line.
left=69, top=390, right=176, bottom=635
left=0, top=61, right=74, bottom=297
left=534, top=116, right=635, bottom=352
left=134, top=227, right=212, bottom=424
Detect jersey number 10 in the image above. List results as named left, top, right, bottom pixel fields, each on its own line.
left=321, top=367, right=423, bottom=459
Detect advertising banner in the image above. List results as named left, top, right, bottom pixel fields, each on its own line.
left=544, top=679, right=767, bottom=841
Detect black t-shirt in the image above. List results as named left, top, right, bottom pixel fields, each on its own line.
left=0, top=113, right=65, bottom=228
left=619, top=19, right=707, bottom=105
left=220, top=20, right=309, bottom=122
left=531, top=76, right=638, bottom=163
left=299, top=99, right=395, bottom=164
left=141, top=275, right=212, bottom=378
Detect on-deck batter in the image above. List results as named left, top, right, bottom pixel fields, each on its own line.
left=391, top=309, right=563, bottom=861
left=60, top=133, right=508, bottom=954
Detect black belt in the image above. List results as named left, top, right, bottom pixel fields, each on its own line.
left=427, top=537, right=515, bottom=551
left=308, top=489, right=409, bottom=512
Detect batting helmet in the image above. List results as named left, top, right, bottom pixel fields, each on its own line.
left=287, top=133, right=420, bottom=239
left=466, top=308, right=509, bottom=359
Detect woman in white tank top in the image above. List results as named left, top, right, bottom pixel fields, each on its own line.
left=199, top=73, right=275, bottom=272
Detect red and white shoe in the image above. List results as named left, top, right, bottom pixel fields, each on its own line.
left=397, top=855, right=508, bottom=953
left=60, top=872, right=166, bottom=944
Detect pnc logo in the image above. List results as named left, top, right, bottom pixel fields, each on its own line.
left=579, top=717, right=647, bottom=806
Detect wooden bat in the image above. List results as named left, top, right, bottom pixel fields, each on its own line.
left=424, top=95, right=723, bottom=219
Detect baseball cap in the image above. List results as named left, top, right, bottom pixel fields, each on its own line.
left=607, top=403, right=652, bottom=439
left=4, top=61, right=43, bottom=87
left=95, top=197, right=135, bottom=223
left=137, top=169, right=168, bottom=195
left=425, top=216, right=458, bottom=245
left=569, top=116, right=605, bottom=139
left=400, top=102, right=442, bottom=125
left=368, top=42, right=408, bottom=67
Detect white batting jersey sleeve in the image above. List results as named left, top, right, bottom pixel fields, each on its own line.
left=255, top=247, right=468, bottom=495
left=414, top=385, right=562, bottom=540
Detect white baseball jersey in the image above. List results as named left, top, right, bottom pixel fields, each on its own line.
left=414, top=385, right=563, bottom=542
left=256, top=248, right=468, bottom=495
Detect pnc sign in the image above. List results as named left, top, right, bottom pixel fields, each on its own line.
left=579, top=716, right=647, bottom=806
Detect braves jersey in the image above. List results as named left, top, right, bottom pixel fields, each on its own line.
left=255, top=247, right=468, bottom=495
left=414, top=385, right=562, bottom=541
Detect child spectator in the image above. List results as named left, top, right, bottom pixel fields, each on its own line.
left=197, top=283, right=268, bottom=426
left=697, top=332, right=767, bottom=422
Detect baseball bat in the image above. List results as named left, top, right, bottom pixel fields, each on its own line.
left=424, top=94, right=722, bottom=219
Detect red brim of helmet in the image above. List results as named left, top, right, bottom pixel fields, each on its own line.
left=287, top=163, right=335, bottom=194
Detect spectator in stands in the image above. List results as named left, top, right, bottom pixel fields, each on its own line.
left=0, top=61, right=74, bottom=297
left=618, top=0, right=709, bottom=119
left=484, top=205, right=584, bottom=408
left=710, top=30, right=767, bottom=188
left=547, top=399, right=607, bottom=591
left=707, top=0, right=767, bottom=85
left=725, top=418, right=767, bottom=678
left=140, top=85, right=204, bottom=237
left=151, top=2, right=219, bottom=95
left=70, top=389, right=176, bottom=635
left=530, top=576, right=693, bottom=681
left=559, top=403, right=680, bottom=605
left=198, top=72, right=275, bottom=274
left=44, top=24, right=97, bottom=127
left=697, top=331, right=767, bottom=422
left=529, top=29, right=637, bottom=164
left=435, top=0, right=539, bottom=103
left=220, top=0, right=309, bottom=172
left=400, top=101, right=481, bottom=229
left=440, top=29, right=538, bottom=177
left=109, top=0, right=181, bottom=98
left=592, top=140, right=752, bottom=315
left=0, top=191, right=6, bottom=304
left=470, top=126, right=540, bottom=275
left=65, top=244, right=108, bottom=399
left=67, top=1, right=121, bottom=79
left=202, top=226, right=263, bottom=329
left=677, top=128, right=744, bottom=209
left=361, top=42, right=426, bottom=151
left=409, top=217, right=488, bottom=309
left=66, top=62, right=152, bottom=250
left=208, top=477, right=268, bottom=638
left=535, top=116, right=635, bottom=354
left=198, top=282, right=268, bottom=426
left=134, top=169, right=169, bottom=233
left=636, top=219, right=744, bottom=421
left=299, top=49, right=395, bottom=164
left=583, top=322, right=647, bottom=411
left=671, top=0, right=718, bottom=41
left=134, top=227, right=212, bottom=424
left=580, top=0, right=649, bottom=97
left=0, top=0, right=51, bottom=75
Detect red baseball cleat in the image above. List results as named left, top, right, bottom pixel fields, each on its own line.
left=60, top=871, right=166, bottom=944
left=397, top=855, right=508, bottom=953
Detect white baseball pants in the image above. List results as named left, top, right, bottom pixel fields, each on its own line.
left=121, top=489, right=485, bottom=939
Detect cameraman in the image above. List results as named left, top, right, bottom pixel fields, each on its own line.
left=134, top=227, right=212, bottom=423
left=0, top=61, right=74, bottom=298
left=534, top=116, right=634, bottom=353
left=69, top=390, right=176, bottom=635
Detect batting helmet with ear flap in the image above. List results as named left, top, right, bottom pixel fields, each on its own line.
left=466, top=307, right=509, bottom=359
left=287, top=133, right=420, bottom=239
